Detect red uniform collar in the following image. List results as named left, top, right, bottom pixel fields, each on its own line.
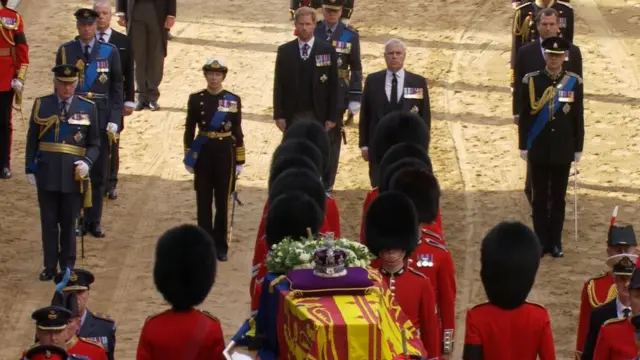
left=380, top=266, right=406, bottom=277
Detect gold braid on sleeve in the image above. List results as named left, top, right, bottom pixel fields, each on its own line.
left=528, top=79, right=555, bottom=115
left=17, top=64, right=28, bottom=83
left=32, top=99, right=60, bottom=141
left=235, top=146, right=246, bottom=164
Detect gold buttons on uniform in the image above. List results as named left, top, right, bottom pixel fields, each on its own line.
left=201, top=111, right=205, bottom=115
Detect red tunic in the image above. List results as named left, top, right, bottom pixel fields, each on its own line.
left=464, top=302, right=555, bottom=360
left=378, top=266, right=441, bottom=359
left=359, top=188, right=445, bottom=246
left=593, top=317, right=637, bottom=360
left=67, top=336, right=108, bottom=360
left=136, top=308, right=225, bottom=360
left=249, top=195, right=341, bottom=313
left=0, top=5, right=29, bottom=91
left=575, top=271, right=616, bottom=358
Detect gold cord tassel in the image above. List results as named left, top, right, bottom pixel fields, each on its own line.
left=529, top=79, right=556, bottom=115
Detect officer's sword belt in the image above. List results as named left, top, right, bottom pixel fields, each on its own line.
left=75, top=91, right=108, bottom=100
left=38, top=142, right=92, bottom=208
left=199, top=130, right=232, bottom=139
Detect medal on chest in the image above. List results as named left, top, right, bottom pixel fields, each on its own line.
left=562, top=103, right=571, bottom=114
left=97, top=59, right=109, bottom=84
left=416, top=254, right=434, bottom=268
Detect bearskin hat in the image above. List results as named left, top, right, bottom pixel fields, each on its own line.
left=271, top=139, right=322, bottom=178
left=282, top=120, right=331, bottom=173
left=0, top=0, right=8, bottom=7
left=269, top=155, right=319, bottom=188
left=50, top=291, right=79, bottom=317
left=371, top=111, right=430, bottom=165
left=268, top=168, right=326, bottom=212
left=265, top=191, right=325, bottom=247
left=480, top=221, right=541, bottom=309
left=153, top=224, right=217, bottom=311
left=365, top=191, right=419, bottom=256
left=379, top=142, right=433, bottom=177
left=379, top=157, right=428, bottom=192
left=388, top=165, right=440, bottom=223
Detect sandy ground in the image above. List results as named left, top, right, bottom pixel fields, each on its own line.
left=1, top=0, right=639, bottom=358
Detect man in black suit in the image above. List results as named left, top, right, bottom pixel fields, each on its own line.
left=582, top=254, right=637, bottom=360
left=116, top=0, right=176, bottom=111
left=358, top=38, right=431, bottom=187
left=273, top=6, right=339, bottom=138
left=95, top=0, right=134, bottom=200
left=513, top=7, right=583, bottom=207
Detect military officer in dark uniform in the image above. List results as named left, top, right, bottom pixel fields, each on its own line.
left=510, top=0, right=573, bottom=89
left=56, top=8, right=123, bottom=238
left=183, top=58, right=245, bottom=262
left=54, top=268, right=117, bottom=360
left=518, top=37, right=584, bottom=258
left=314, top=0, right=361, bottom=192
left=21, top=306, right=72, bottom=354
left=25, top=65, right=100, bottom=281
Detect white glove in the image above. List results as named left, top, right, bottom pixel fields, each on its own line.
left=11, top=79, right=23, bottom=92
left=348, top=101, right=361, bottom=114
left=519, top=150, right=528, bottom=161
left=107, top=122, right=118, bottom=134
left=26, top=174, right=36, bottom=186
left=235, top=164, right=244, bottom=177
left=185, top=165, right=194, bottom=174
left=230, top=353, right=253, bottom=360
left=575, top=152, right=582, bottom=162
left=74, top=160, right=89, bottom=178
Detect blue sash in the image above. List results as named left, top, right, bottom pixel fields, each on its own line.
left=526, top=75, right=577, bottom=150
left=338, top=27, right=354, bottom=43
left=183, top=93, right=237, bottom=168
left=79, top=44, right=112, bottom=93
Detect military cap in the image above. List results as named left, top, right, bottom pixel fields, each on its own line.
left=51, top=65, right=80, bottom=83
left=481, top=221, right=541, bottom=310
left=74, top=8, right=99, bottom=23
left=202, top=58, right=228, bottom=73
left=31, top=306, right=71, bottom=330
left=365, top=191, right=419, bottom=256
left=282, top=120, right=331, bottom=173
left=609, top=255, right=637, bottom=276
left=154, top=224, right=217, bottom=311
left=608, top=225, right=637, bottom=247
left=265, top=191, right=325, bottom=247
left=25, top=344, right=68, bottom=360
left=542, top=36, right=570, bottom=54
left=54, top=268, right=94, bottom=292
left=50, top=291, right=80, bottom=318
left=322, top=0, right=346, bottom=10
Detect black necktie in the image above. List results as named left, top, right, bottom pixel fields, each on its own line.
left=623, top=308, right=631, bottom=318
left=302, top=43, right=309, bottom=59
left=326, top=28, right=332, bottom=41
left=99, top=32, right=105, bottom=42
left=84, top=44, right=91, bottom=61
left=60, top=101, right=67, bottom=119
left=391, top=73, right=398, bottom=104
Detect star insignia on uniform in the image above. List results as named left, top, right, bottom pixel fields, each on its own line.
left=562, top=103, right=570, bottom=114
left=74, top=131, right=83, bottom=143
left=410, top=105, right=419, bottom=114
left=320, top=74, right=328, bottom=83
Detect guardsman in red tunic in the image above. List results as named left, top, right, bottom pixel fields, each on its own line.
left=365, top=191, right=441, bottom=359
left=575, top=210, right=638, bottom=358
left=592, top=258, right=640, bottom=360
left=136, top=225, right=225, bottom=360
left=463, top=221, right=555, bottom=360
left=0, top=0, right=29, bottom=179
left=250, top=161, right=327, bottom=313
left=23, top=344, right=69, bottom=360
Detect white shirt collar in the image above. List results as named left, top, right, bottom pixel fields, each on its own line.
left=616, top=297, right=631, bottom=318
left=58, top=95, right=73, bottom=106
left=79, top=308, right=88, bottom=328
left=386, top=68, right=405, bottom=79
left=298, top=37, right=315, bottom=50
left=97, top=27, right=113, bottom=41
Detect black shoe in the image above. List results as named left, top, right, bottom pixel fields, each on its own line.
left=0, top=167, right=11, bottom=179
left=108, top=188, right=118, bottom=200
left=134, top=101, right=146, bottom=111
left=87, top=223, right=106, bottom=238
left=39, top=268, right=55, bottom=281
left=217, top=253, right=228, bottom=262
left=149, top=101, right=160, bottom=111
left=551, top=246, right=564, bottom=258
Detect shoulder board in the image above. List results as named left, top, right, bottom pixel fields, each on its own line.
left=191, top=89, right=206, bottom=97
left=565, top=71, right=583, bottom=84
left=470, top=301, right=491, bottom=310
left=426, top=239, right=449, bottom=252
left=79, top=337, right=105, bottom=349
left=589, top=271, right=608, bottom=281
left=516, top=2, right=532, bottom=10
left=224, top=90, right=239, bottom=98
left=603, top=317, right=627, bottom=326
left=344, top=24, right=359, bottom=33
left=522, top=70, right=540, bottom=84
left=525, top=300, right=547, bottom=309
left=198, top=309, right=221, bottom=322
left=91, top=311, right=115, bottom=323
left=408, top=267, right=427, bottom=279
left=556, top=1, right=573, bottom=9
left=78, top=96, right=95, bottom=104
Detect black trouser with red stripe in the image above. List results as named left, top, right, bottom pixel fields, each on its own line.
left=0, top=90, right=14, bottom=170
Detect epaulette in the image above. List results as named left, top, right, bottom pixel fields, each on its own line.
left=588, top=271, right=608, bottom=282
left=79, top=337, right=105, bottom=349
left=92, top=311, right=115, bottom=323
left=408, top=267, right=427, bottom=279
left=603, top=317, right=627, bottom=326
left=470, top=301, right=491, bottom=310
left=515, top=1, right=532, bottom=10
left=426, top=239, right=448, bottom=252
left=525, top=300, right=547, bottom=309
left=565, top=71, right=583, bottom=84
left=191, top=89, right=207, bottom=97
left=78, top=96, right=95, bottom=105
left=198, top=309, right=221, bottom=323
left=522, top=70, right=540, bottom=84
left=557, top=1, right=573, bottom=9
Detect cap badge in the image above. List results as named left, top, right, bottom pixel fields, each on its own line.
left=621, top=256, right=634, bottom=268
left=45, top=350, right=52, bottom=359
left=212, top=60, right=220, bottom=69
left=70, top=272, right=78, bottom=282
left=64, top=68, right=71, bottom=76
left=48, top=310, right=57, bottom=320
left=553, top=42, right=558, bottom=49
left=83, top=11, right=90, bottom=18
